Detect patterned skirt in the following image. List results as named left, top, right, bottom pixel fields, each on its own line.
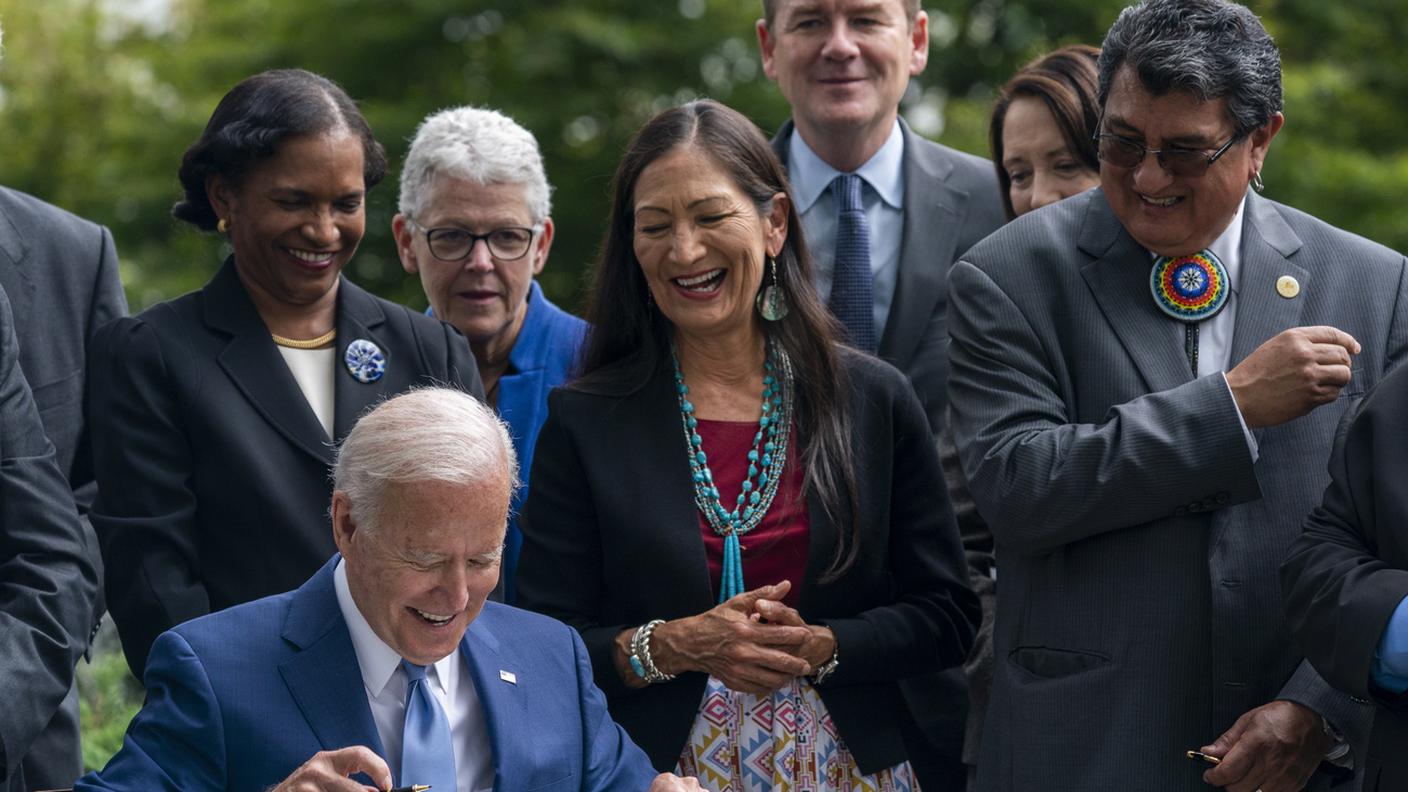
left=675, top=675, right=920, bottom=792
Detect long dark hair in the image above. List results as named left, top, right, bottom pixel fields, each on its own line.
left=172, top=69, right=388, bottom=231
left=578, top=99, right=861, bottom=578
left=990, top=45, right=1101, bottom=220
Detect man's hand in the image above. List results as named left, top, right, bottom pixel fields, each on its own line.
left=647, top=772, right=705, bottom=791
left=269, top=747, right=392, bottom=792
left=1200, top=700, right=1333, bottom=792
left=1226, top=326, right=1359, bottom=428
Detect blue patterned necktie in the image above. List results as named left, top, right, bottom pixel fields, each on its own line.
left=400, top=660, right=457, bottom=792
left=829, top=173, right=877, bottom=353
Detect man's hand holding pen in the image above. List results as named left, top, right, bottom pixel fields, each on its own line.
left=269, top=746, right=391, bottom=792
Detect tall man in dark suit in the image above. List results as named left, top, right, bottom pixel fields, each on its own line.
left=78, top=387, right=698, bottom=792
left=757, top=1, right=1005, bottom=786
left=0, top=283, right=99, bottom=792
left=0, top=184, right=127, bottom=790
left=1283, top=363, right=1408, bottom=792
left=949, top=1, right=1403, bottom=789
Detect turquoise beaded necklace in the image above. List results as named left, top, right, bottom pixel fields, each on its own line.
left=672, top=341, right=794, bottom=603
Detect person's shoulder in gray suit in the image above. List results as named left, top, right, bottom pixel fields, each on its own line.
left=0, top=185, right=126, bottom=790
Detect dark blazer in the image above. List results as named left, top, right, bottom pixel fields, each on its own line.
left=773, top=118, right=1006, bottom=771
left=1283, top=363, right=1408, bottom=791
left=88, top=259, right=482, bottom=677
left=0, top=285, right=97, bottom=792
left=0, top=186, right=126, bottom=788
left=495, top=281, right=586, bottom=605
left=517, top=346, right=979, bottom=774
left=76, top=557, right=656, bottom=792
left=949, top=188, right=1405, bottom=790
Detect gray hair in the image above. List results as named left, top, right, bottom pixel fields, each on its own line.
left=1098, top=0, right=1282, bottom=136
left=396, top=106, right=553, bottom=224
left=332, top=387, right=518, bottom=532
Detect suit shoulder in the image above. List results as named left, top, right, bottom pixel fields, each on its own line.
left=0, top=185, right=107, bottom=240
left=170, top=588, right=295, bottom=655
left=1267, top=199, right=1406, bottom=270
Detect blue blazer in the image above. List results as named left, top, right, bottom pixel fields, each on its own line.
left=77, top=557, right=654, bottom=792
left=432, top=281, right=586, bottom=604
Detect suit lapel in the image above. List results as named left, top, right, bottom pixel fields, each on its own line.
left=460, top=619, right=523, bottom=791
left=1228, top=192, right=1307, bottom=367
left=207, top=260, right=336, bottom=465
left=1077, top=193, right=1193, bottom=394
left=880, top=121, right=961, bottom=369
left=0, top=203, right=33, bottom=336
left=278, top=559, right=386, bottom=759
left=333, top=280, right=393, bottom=441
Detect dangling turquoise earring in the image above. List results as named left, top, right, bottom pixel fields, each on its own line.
left=755, top=255, right=788, bottom=321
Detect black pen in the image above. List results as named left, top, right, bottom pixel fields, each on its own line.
left=387, top=785, right=431, bottom=792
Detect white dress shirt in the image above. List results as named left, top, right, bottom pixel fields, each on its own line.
left=334, top=560, right=494, bottom=792
left=275, top=345, right=335, bottom=439
left=788, top=120, right=906, bottom=340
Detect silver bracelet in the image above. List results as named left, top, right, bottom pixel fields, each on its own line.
left=628, top=619, right=676, bottom=684
left=811, top=644, right=840, bottom=686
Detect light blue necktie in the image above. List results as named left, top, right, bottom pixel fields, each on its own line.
left=829, top=173, right=877, bottom=353
left=401, top=660, right=457, bottom=792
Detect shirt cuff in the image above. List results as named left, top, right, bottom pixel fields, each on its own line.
left=1373, top=594, right=1408, bottom=693
left=1221, top=372, right=1259, bottom=462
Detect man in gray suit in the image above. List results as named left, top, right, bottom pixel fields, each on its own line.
left=0, top=183, right=125, bottom=789
left=757, top=0, right=1004, bottom=787
left=949, top=1, right=1401, bottom=790
left=0, top=280, right=99, bottom=792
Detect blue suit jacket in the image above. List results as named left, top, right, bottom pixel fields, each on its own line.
left=77, top=557, right=654, bottom=792
left=431, top=281, right=586, bottom=604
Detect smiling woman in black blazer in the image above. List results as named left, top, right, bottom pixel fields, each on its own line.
left=87, top=69, right=482, bottom=678
left=517, top=100, right=978, bottom=788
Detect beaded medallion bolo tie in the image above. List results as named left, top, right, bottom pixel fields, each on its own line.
left=1150, top=249, right=1230, bottom=375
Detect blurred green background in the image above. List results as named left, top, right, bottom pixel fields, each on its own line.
left=3, top=0, right=1402, bottom=771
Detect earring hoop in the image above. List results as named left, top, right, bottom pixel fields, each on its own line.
left=217, top=218, right=230, bottom=234
left=755, top=255, right=788, bottom=321
left=1251, top=171, right=1265, bottom=193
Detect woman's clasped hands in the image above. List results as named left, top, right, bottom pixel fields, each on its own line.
left=622, top=581, right=837, bottom=697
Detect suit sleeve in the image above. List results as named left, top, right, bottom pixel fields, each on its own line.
left=87, top=316, right=207, bottom=677
left=1283, top=393, right=1408, bottom=706
left=70, top=223, right=128, bottom=504
left=0, top=286, right=96, bottom=785
left=75, top=631, right=228, bottom=792
left=947, top=259, right=1261, bottom=556
left=573, top=625, right=657, bottom=792
left=820, top=368, right=980, bottom=685
left=517, top=392, right=627, bottom=697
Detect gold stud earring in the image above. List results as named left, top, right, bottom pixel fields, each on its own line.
left=217, top=218, right=230, bottom=234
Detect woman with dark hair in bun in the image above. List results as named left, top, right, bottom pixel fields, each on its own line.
left=87, top=69, right=482, bottom=678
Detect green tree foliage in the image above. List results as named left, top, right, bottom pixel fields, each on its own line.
left=1, top=0, right=1402, bottom=315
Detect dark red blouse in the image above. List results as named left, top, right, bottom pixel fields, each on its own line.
left=694, top=419, right=809, bottom=607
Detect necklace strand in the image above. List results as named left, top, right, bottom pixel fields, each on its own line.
left=270, top=328, right=337, bottom=350
left=673, top=341, right=793, bottom=602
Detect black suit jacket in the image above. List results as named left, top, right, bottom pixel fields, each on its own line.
left=0, top=284, right=96, bottom=792
left=517, top=346, right=979, bottom=774
left=1283, top=362, right=1408, bottom=791
left=88, top=259, right=482, bottom=677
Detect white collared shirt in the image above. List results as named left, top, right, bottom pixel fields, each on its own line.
left=334, top=560, right=494, bottom=792
left=788, top=120, right=906, bottom=340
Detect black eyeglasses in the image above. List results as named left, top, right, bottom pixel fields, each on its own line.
left=410, top=221, right=537, bottom=262
left=1093, top=129, right=1245, bottom=179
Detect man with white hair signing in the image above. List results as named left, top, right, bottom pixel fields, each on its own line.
left=394, top=107, right=586, bottom=605
left=76, top=388, right=697, bottom=792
